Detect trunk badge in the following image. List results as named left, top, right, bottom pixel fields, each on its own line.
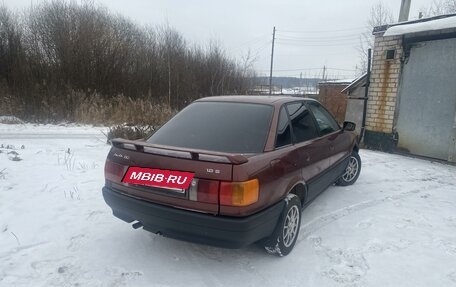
left=113, top=153, right=130, bottom=160
left=206, top=168, right=220, bottom=174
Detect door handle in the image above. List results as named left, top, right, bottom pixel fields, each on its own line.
left=303, top=153, right=311, bottom=162
left=329, top=145, right=335, bottom=151
left=270, top=159, right=281, bottom=167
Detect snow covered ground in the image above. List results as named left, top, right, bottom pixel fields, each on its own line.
left=1, top=124, right=456, bottom=287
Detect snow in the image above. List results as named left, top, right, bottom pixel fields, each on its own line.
left=320, top=78, right=355, bottom=85
left=0, top=116, right=24, bottom=125
left=1, top=124, right=456, bottom=286
left=384, top=15, right=456, bottom=36
left=279, top=87, right=319, bottom=96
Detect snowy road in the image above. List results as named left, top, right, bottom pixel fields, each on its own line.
left=1, top=124, right=456, bottom=287
left=0, top=133, right=105, bottom=139
left=0, top=124, right=106, bottom=139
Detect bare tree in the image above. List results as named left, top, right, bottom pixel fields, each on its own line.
left=357, top=1, right=394, bottom=75
left=421, top=0, right=456, bottom=17
left=0, top=0, right=253, bottom=121
left=233, top=49, right=257, bottom=94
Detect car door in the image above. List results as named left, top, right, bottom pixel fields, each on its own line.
left=306, top=101, right=349, bottom=186
left=285, top=101, right=327, bottom=201
left=267, top=105, right=302, bottom=199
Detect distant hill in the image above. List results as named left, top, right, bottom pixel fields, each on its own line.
left=255, top=77, right=321, bottom=89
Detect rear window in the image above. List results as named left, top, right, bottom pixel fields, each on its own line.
left=148, top=101, right=273, bottom=153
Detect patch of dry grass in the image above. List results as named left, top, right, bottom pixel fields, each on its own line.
left=0, top=89, right=177, bottom=126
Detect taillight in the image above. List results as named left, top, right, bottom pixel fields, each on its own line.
left=220, top=179, right=259, bottom=206
left=189, top=179, right=219, bottom=204
left=197, top=180, right=219, bottom=203
left=104, top=159, right=126, bottom=182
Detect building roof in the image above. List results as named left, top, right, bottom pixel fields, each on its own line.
left=374, top=13, right=456, bottom=36
left=384, top=14, right=456, bottom=36
left=341, top=73, right=367, bottom=93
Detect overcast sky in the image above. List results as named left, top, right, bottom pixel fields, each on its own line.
left=4, top=0, right=431, bottom=79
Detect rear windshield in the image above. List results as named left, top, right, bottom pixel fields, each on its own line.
left=148, top=101, right=273, bottom=153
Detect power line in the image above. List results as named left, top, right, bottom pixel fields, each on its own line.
left=258, top=67, right=357, bottom=72
left=236, top=39, right=271, bottom=60
left=276, top=27, right=365, bottom=34
left=274, top=51, right=355, bottom=57
left=274, top=40, right=359, bottom=47
left=260, top=26, right=359, bottom=80
left=253, top=40, right=272, bottom=54
left=275, top=38, right=361, bottom=44
left=275, top=33, right=363, bottom=41
left=255, top=71, right=357, bottom=80
left=238, top=34, right=269, bottom=48
left=275, top=36, right=361, bottom=42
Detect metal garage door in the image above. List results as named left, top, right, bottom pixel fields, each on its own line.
left=396, top=37, right=456, bottom=162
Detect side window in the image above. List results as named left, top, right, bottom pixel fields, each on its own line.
left=307, top=102, right=340, bottom=136
left=275, top=106, right=292, bottom=148
left=286, top=102, right=318, bottom=143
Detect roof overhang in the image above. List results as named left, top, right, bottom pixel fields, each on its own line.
left=374, top=13, right=456, bottom=36
left=384, top=14, right=456, bottom=36
left=341, top=73, right=367, bottom=93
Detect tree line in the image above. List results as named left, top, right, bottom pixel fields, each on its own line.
left=0, top=1, right=255, bottom=122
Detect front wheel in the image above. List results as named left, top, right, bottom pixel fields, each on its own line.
left=262, top=193, right=302, bottom=256
left=336, top=151, right=361, bottom=186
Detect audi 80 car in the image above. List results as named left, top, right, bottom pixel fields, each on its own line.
left=102, top=95, right=361, bottom=256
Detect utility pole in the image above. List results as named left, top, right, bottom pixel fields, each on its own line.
left=398, top=0, right=411, bottom=22
left=322, top=65, right=326, bottom=82
left=269, top=26, right=276, bottom=95
left=360, top=48, right=372, bottom=144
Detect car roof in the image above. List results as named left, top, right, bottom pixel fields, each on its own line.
left=195, top=95, right=318, bottom=106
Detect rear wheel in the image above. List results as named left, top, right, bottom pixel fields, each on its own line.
left=262, top=193, right=301, bottom=256
left=336, top=151, right=361, bottom=186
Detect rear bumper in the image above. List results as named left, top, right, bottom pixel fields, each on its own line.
left=102, top=187, right=284, bottom=248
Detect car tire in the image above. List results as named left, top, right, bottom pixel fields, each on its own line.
left=335, top=151, right=361, bottom=186
left=262, top=193, right=302, bottom=256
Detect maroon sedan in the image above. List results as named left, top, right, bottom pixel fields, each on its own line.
left=103, top=96, right=361, bottom=256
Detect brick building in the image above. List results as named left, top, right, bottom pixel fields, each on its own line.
left=317, top=80, right=352, bottom=124
left=364, top=14, right=456, bottom=162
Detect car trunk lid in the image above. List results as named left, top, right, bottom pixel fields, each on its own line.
left=104, top=138, right=248, bottom=215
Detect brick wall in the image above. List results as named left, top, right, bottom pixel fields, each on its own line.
left=317, top=83, right=349, bottom=124
left=365, top=22, right=456, bottom=152
left=365, top=34, right=403, bottom=134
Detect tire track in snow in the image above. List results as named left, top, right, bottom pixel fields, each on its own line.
left=0, top=241, right=50, bottom=260
left=298, top=188, right=423, bottom=241
left=307, top=236, right=412, bottom=285
left=183, top=244, right=226, bottom=287
left=183, top=244, right=274, bottom=287
left=307, top=236, right=370, bottom=285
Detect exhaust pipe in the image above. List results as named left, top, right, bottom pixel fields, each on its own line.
left=132, top=221, right=143, bottom=229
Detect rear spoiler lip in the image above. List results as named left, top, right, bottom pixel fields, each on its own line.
left=110, top=138, right=249, bottom=165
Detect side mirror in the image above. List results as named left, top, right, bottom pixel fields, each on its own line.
left=342, top=121, right=356, bottom=132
